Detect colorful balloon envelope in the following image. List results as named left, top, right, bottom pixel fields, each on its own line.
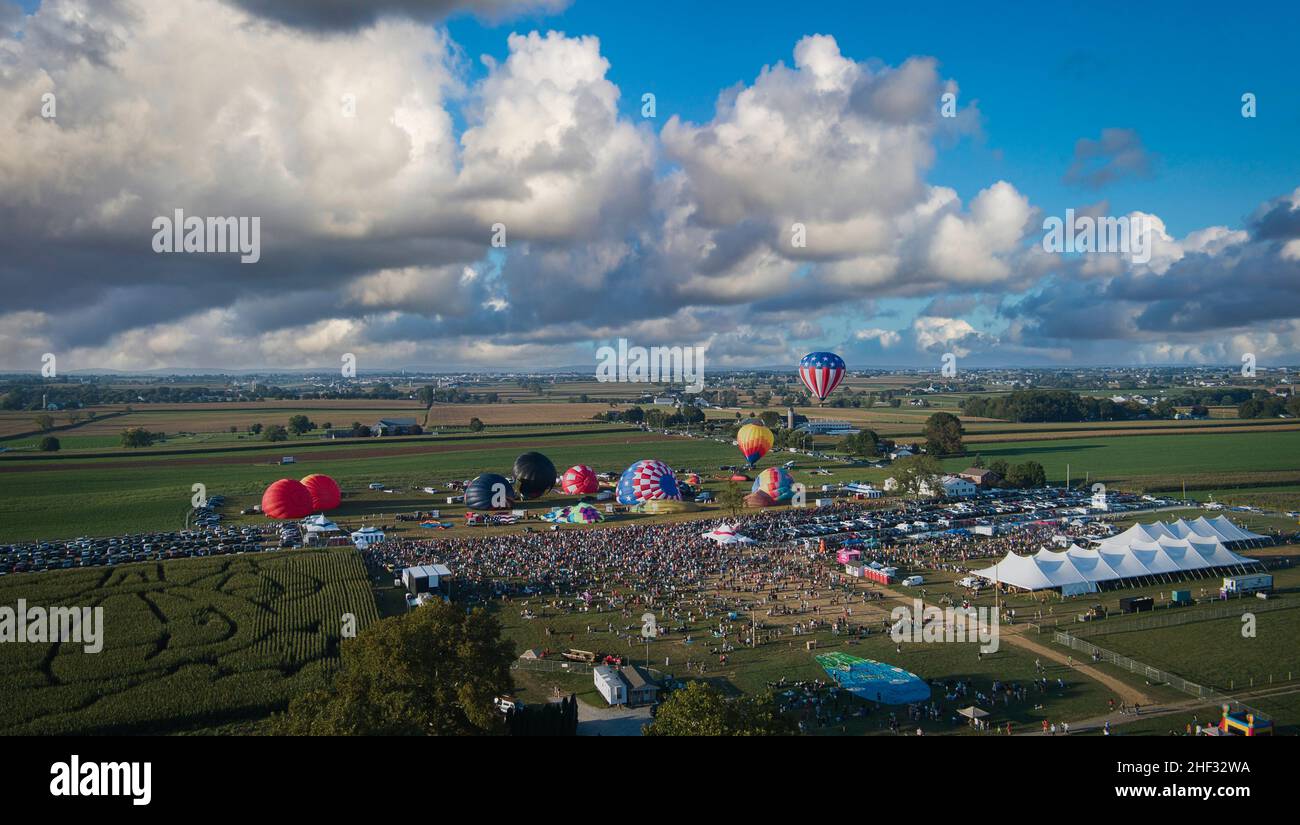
left=261, top=478, right=314, bottom=520
left=736, top=422, right=774, bottom=466
left=567, top=503, right=604, bottom=523
left=512, top=451, right=557, bottom=499
left=300, top=474, right=341, bottom=511
left=638, top=499, right=699, bottom=514
left=464, top=473, right=516, bottom=510
left=616, top=459, right=681, bottom=505
left=799, top=351, right=846, bottom=401
left=744, top=490, right=775, bottom=508
left=751, top=466, right=795, bottom=502
left=561, top=464, right=599, bottom=495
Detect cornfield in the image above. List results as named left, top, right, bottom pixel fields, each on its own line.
left=0, top=547, right=378, bottom=734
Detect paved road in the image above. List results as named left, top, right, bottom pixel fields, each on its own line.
left=575, top=701, right=652, bottom=736
left=550, top=696, right=652, bottom=736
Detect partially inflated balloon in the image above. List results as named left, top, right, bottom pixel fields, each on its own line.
left=751, top=466, right=795, bottom=502
left=262, top=479, right=313, bottom=520
left=512, top=452, right=557, bottom=499
left=464, top=473, right=516, bottom=510
left=798, top=351, right=846, bottom=401
left=561, top=464, right=599, bottom=495
left=300, top=474, right=341, bottom=511
left=616, top=459, right=681, bottom=505
left=736, top=423, right=774, bottom=466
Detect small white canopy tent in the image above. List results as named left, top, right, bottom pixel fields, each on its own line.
left=350, top=526, right=386, bottom=548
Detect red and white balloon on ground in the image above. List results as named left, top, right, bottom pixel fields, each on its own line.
left=561, top=464, right=599, bottom=495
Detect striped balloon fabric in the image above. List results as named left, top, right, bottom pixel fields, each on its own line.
left=798, top=351, right=846, bottom=401
left=616, top=459, right=682, bottom=505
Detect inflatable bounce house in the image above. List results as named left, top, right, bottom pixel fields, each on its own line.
left=1217, top=704, right=1273, bottom=736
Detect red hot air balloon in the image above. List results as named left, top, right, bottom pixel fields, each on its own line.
left=300, top=474, right=341, bottom=511
left=262, top=478, right=313, bottom=520
left=561, top=464, right=599, bottom=495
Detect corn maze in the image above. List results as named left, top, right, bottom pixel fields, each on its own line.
left=0, top=548, right=378, bottom=734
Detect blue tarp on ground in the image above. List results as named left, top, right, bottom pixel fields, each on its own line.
left=815, top=653, right=931, bottom=704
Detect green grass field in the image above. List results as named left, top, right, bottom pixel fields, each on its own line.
left=0, top=547, right=377, bottom=734
left=494, top=593, right=1117, bottom=735
left=1090, top=607, right=1300, bottom=693
left=3, top=419, right=1298, bottom=542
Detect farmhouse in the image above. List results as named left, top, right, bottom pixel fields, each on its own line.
left=373, top=417, right=420, bottom=436
left=957, top=467, right=1000, bottom=488
left=939, top=476, right=977, bottom=498
left=619, top=665, right=660, bottom=706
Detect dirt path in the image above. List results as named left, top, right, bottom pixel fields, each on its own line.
left=999, top=625, right=1151, bottom=706
left=1019, top=682, right=1300, bottom=735
left=873, top=582, right=1153, bottom=707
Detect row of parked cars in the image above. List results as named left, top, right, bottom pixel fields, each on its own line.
left=776, top=489, right=1169, bottom=543
left=191, top=494, right=226, bottom=528
left=0, top=524, right=280, bottom=576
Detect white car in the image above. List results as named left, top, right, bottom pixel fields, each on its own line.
left=900, top=575, right=924, bottom=587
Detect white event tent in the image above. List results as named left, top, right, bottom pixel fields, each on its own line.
left=971, top=518, right=1264, bottom=594
left=702, top=524, right=755, bottom=545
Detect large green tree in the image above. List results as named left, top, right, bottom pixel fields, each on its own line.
left=891, top=454, right=944, bottom=499
left=923, top=412, right=964, bottom=457
left=837, top=429, right=880, bottom=457
left=719, top=480, right=747, bottom=520
left=644, top=682, right=794, bottom=736
left=287, top=414, right=315, bottom=435
left=120, top=427, right=157, bottom=448
left=1005, top=460, right=1047, bottom=488
left=273, top=601, right=514, bottom=736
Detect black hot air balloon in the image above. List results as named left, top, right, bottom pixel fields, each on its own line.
left=464, top=473, right=516, bottom=510
left=512, top=451, right=557, bottom=499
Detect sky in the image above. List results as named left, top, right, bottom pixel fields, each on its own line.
left=1, top=0, right=1298, bottom=372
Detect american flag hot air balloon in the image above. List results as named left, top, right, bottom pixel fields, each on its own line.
left=799, top=351, right=845, bottom=402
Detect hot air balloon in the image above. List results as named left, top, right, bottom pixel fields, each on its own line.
left=799, top=351, right=846, bottom=402
left=567, top=503, right=604, bottom=523
left=685, top=473, right=702, bottom=486
left=616, top=459, right=681, bottom=505
left=464, top=473, right=516, bottom=510
left=561, top=464, right=599, bottom=495
left=751, top=466, right=795, bottom=502
left=300, top=474, right=341, bottom=511
left=261, top=478, right=313, bottom=520
left=736, top=422, right=774, bottom=467
left=512, top=451, right=557, bottom=499
left=744, top=490, right=775, bottom=508
left=639, top=499, right=699, bottom=514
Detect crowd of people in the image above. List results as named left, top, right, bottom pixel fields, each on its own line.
left=357, top=502, right=1189, bottom=735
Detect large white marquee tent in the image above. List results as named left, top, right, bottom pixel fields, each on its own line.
left=970, top=518, right=1265, bottom=595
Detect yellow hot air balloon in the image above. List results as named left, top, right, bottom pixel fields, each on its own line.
left=736, top=422, right=774, bottom=467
